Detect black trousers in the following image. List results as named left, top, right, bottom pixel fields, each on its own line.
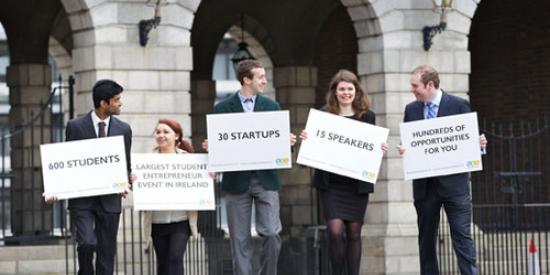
left=414, top=178, right=478, bottom=275
left=70, top=203, right=120, bottom=275
left=151, top=220, right=191, bottom=275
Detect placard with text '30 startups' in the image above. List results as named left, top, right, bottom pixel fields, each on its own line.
left=206, top=110, right=291, bottom=172
left=297, top=109, right=389, bottom=184
left=41, top=136, right=129, bottom=199
left=399, top=112, right=483, bottom=180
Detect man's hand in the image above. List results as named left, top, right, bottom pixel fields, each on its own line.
left=290, top=133, right=297, bottom=146
left=479, top=134, right=487, bottom=149
left=118, top=190, right=128, bottom=198
left=397, top=144, right=406, bottom=156
left=202, top=139, right=208, bottom=152
left=381, top=143, right=389, bottom=154
left=299, top=130, right=308, bottom=141
left=43, top=193, right=58, bottom=204
left=128, top=173, right=137, bottom=191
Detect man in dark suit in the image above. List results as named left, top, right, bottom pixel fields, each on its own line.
left=203, top=60, right=295, bottom=275
left=48, top=79, right=132, bottom=275
left=399, top=65, right=487, bottom=275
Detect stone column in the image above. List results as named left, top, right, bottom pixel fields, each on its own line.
left=273, top=66, right=318, bottom=236
left=190, top=79, right=216, bottom=151
left=355, top=10, right=472, bottom=273
left=7, top=64, right=53, bottom=236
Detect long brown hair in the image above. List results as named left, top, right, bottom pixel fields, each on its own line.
left=156, top=118, right=194, bottom=153
left=324, top=69, right=370, bottom=118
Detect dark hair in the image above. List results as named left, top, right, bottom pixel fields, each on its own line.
left=411, top=65, right=440, bottom=89
left=92, top=79, right=124, bottom=108
left=325, top=69, right=370, bottom=118
left=156, top=118, right=194, bottom=153
left=236, top=59, right=262, bottom=85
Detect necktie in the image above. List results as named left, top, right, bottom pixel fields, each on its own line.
left=243, top=98, right=253, bottom=103
left=98, top=122, right=106, bottom=138
left=426, top=102, right=436, bottom=119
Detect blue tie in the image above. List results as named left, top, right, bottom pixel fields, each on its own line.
left=426, top=102, right=436, bottom=119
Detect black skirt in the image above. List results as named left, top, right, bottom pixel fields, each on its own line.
left=320, top=179, right=370, bottom=223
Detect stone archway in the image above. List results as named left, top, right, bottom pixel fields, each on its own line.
left=228, top=25, right=276, bottom=99
left=335, top=0, right=481, bottom=273
left=469, top=0, right=550, bottom=122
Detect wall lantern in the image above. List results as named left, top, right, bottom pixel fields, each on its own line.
left=231, top=14, right=255, bottom=73
left=138, top=0, right=166, bottom=47
left=423, top=0, right=453, bottom=51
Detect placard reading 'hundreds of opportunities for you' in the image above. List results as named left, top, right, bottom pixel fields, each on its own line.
left=132, top=153, right=215, bottom=211
left=297, top=109, right=389, bottom=184
left=40, top=136, right=129, bottom=200
left=206, top=110, right=291, bottom=172
left=399, top=112, right=483, bottom=180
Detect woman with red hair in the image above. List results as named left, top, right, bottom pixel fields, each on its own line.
left=142, top=118, right=198, bottom=275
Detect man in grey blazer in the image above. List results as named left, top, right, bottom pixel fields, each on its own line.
left=399, top=65, right=487, bottom=275
left=48, top=80, right=132, bottom=275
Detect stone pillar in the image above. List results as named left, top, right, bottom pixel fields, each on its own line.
left=190, top=79, right=216, bottom=151
left=273, top=66, right=318, bottom=236
left=7, top=64, right=53, bottom=236
left=66, top=0, right=195, bottom=155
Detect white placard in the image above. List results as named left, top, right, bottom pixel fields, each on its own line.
left=297, top=109, right=389, bottom=184
left=206, top=111, right=291, bottom=172
left=400, top=112, right=483, bottom=180
left=41, top=136, right=129, bottom=199
left=132, top=153, right=215, bottom=210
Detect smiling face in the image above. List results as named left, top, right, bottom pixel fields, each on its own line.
left=155, top=123, right=178, bottom=151
left=335, top=81, right=356, bottom=106
left=244, top=67, right=267, bottom=95
left=410, top=73, right=436, bottom=102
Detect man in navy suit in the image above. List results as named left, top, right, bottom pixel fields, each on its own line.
left=47, top=80, right=132, bottom=275
left=399, top=65, right=487, bottom=275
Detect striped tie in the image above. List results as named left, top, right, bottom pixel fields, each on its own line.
left=426, top=102, right=436, bottom=119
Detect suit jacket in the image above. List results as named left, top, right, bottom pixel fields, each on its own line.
left=213, top=92, right=281, bottom=194
left=65, top=111, right=133, bottom=213
left=404, top=91, right=471, bottom=200
left=312, top=110, right=376, bottom=194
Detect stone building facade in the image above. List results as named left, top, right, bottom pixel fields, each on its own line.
left=0, top=0, right=548, bottom=274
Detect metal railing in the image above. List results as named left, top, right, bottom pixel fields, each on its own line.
left=64, top=173, right=330, bottom=274
left=438, top=115, right=550, bottom=274
left=0, top=75, right=74, bottom=244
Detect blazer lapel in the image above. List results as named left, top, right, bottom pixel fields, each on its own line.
left=108, top=117, right=117, bottom=136
left=229, top=92, right=245, bottom=113
left=253, top=95, right=264, bottom=111
left=84, top=112, right=98, bottom=138
left=436, top=91, right=450, bottom=117
left=412, top=101, right=425, bottom=121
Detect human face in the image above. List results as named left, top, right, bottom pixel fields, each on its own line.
left=335, top=81, right=356, bottom=106
left=104, top=94, right=122, bottom=116
left=245, top=67, right=267, bottom=95
left=155, top=123, right=178, bottom=151
left=410, top=73, right=435, bottom=102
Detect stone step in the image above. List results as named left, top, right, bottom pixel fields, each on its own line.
left=0, top=237, right=209, bottom=275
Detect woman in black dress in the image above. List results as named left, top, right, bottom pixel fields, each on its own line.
left=300, top=69, right=387, bottom=275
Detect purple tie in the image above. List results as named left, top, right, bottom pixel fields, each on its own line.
left=98, top=122, right=106, bottom=138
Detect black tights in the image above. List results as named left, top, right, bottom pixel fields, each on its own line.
left=327, top=219, right=363, bottom=275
